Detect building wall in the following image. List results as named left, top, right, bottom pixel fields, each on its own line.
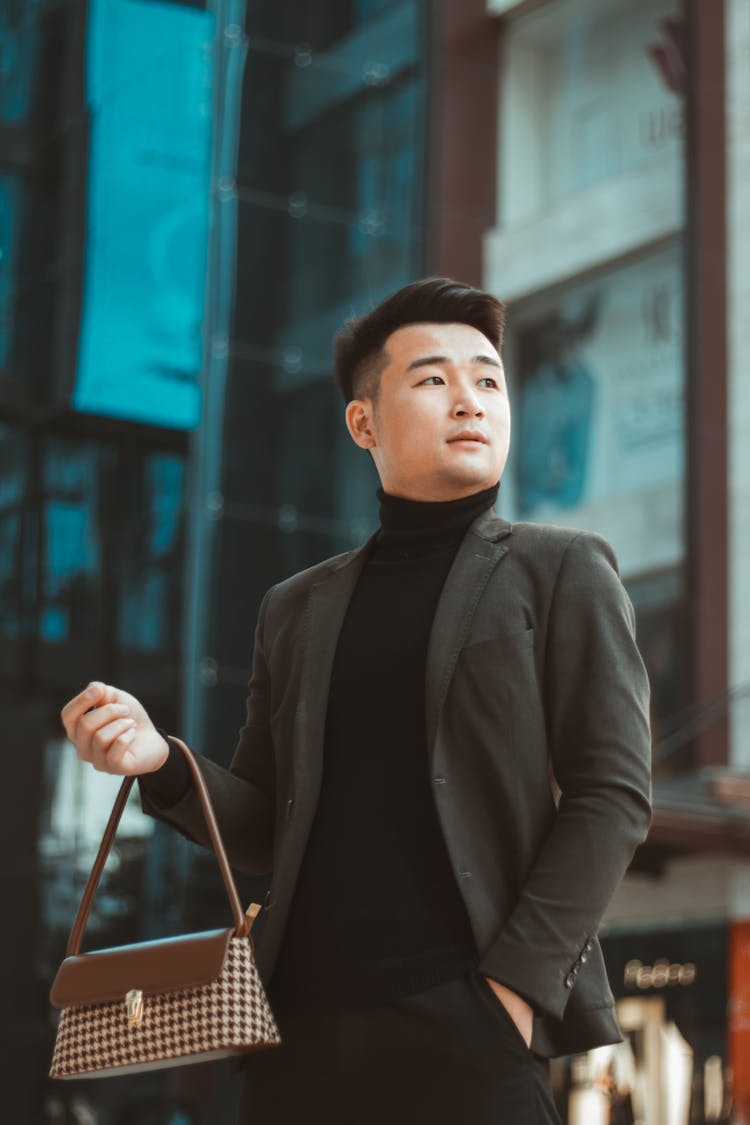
left=480, top=5, right=748, bottom=1113
left=484, top=0, right=689, bottom=770
left=728, top=0, right=750, bottom=769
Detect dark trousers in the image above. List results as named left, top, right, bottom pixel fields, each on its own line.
left=239, top=969, right=562, bottom=1124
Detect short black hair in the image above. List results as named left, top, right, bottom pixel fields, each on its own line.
left=333, top=277, right=507, bottom=404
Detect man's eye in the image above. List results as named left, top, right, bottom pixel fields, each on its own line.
left=479, top=376, right=498, bottom=388
left=418, top=375, right=444, bottom=385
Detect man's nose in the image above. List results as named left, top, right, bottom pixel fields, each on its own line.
left=452, top=384, right=485, bottom=417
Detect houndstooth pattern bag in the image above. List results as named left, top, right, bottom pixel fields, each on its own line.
left=49, top=736, right=281, bottom=1079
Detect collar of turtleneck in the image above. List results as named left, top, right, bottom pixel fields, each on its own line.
left=373, top=481, right=500, bottom=560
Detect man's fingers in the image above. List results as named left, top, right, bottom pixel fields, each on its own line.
left=60, top=681, right=107, bottom=733
left=87, top=717, right=137, bottom=772
left=60, top=682, right=120, bottom=739
left=104, top=731, right=142, bottom=776
left=77, top=702, right=132, bottom=740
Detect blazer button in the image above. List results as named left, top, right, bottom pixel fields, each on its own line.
left=584, top=939, right=593, bottom=952
left=565, top=972, right=576, bottom=989
left=264, top=889, right=273, bottom=908
left=580, top=951, right=588, bottom=965
left=286, top=798, right=294, bottom=818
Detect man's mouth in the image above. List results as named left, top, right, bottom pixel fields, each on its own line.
left=447, top=432, right=488, bottom=444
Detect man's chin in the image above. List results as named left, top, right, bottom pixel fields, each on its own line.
left=432, top=469, right=499, bottom=499
left=443, top=463, right=499, bottom=487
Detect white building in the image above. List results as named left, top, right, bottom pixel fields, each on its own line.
left=470, top=0, right=750, bottom=1117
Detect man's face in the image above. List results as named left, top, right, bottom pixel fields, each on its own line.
left=345, top=321, right=511, bottom=501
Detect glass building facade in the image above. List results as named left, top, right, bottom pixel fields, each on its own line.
left=1, top=0, right=429, bottom=1119
left=193, top=0, right=429, bottom=758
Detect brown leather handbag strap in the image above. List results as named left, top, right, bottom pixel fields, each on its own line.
left=66, top=734, right=250, bottom=956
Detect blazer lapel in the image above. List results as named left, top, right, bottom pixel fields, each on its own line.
left=292, top=531, right=379, bottom=803
left=424, top=509, right=512, bottom=759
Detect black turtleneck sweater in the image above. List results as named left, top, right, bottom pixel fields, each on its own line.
left=267, top=481, right=500, bottom=1015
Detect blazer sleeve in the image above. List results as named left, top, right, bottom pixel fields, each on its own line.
left=477, top=531, right=652, bottom=1020
left=138, top=585, right=277, bottom=875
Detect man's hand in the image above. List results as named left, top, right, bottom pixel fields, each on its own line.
left=483, top=978, right=533, bottom=1047
left=60, top=681, right=170, bottom=776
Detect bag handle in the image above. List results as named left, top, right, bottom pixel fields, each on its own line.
left=66, top=734, right=251, bottom=956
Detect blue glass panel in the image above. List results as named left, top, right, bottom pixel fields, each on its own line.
left=73, top=0, right=215, bottom=429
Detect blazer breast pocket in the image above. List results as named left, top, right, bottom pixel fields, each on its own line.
left=459, top=627, right=535, bottom=666
left=452, top=626, right=544, bottom=753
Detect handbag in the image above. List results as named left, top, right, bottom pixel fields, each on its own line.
left=49, top=734, right=281, bottom=1079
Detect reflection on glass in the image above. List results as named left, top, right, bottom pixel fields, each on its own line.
left=41, top=440, right=104, bottom=644
left=38, top=439, right=186, bottom=654
left=344, top=82, right=423, bottom=290
left=0, top=175, right=24, bottom=372
left=353, top=0, right=403, bottom=25
left=0, top=423, right=25, bottom=638
left=39, top=735, right=153, bottom=944
left=0, top=510, right=22, bottom=637
left=117, top=452, right=185, bottom=653
left=506, top=243, right=685, bottom=581
left=516, top=297, right=599, bottom=515
left=0, top=4, right=39, bottom=124
left=284, top=30, right=422, bottom=338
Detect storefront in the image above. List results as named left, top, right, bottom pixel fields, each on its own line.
left=552, top=923, right=731, bottom=1123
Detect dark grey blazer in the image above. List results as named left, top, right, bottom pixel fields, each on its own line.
left=141, top=507, right=652, bottom=1058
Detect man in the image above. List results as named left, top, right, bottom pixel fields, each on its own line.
left=61, top=278, right=652, bottom=1124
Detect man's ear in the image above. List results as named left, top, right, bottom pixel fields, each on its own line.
left=345, top=398, right=377, bottom=450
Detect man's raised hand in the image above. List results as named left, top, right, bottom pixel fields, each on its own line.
left=60, top=681, right=170, bottom=776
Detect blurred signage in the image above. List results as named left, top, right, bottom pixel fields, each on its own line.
left=601, top=925, right=729, bottom=1123
left=505, top=241, right=684, bottom=578
left=73, top=0, right=215, bottom=429
left=624, top=958, right=697, bottom=989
